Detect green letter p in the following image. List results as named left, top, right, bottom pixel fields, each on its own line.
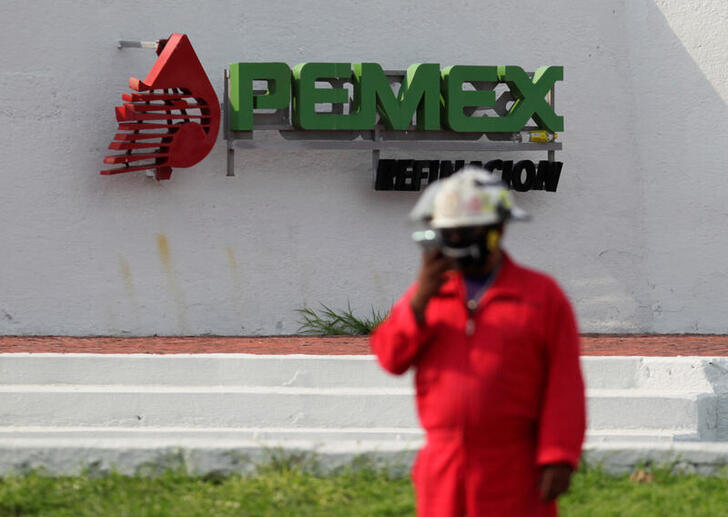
left=229, top=63, right=292, bottom=131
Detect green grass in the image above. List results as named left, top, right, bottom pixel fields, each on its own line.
left=560, top=464, right=728, bottom=517
left=1, top=462, right=727, bottom=517
left=0, top=464, right=413, bottom=517
left=296, top=303, right=389, bottom=336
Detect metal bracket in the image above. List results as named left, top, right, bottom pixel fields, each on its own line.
left=223, top=70, right=235, bottom=176
left=372, top=150, right=380, bottom=184
left=117, top=40, right=160, bottom=50
left=547, top=87, right=556, bottom=163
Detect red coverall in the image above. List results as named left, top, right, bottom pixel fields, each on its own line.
left=371, top=253, right=586, bottom=517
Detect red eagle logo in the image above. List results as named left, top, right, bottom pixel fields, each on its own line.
left=101, top=34, right=220, bottom=180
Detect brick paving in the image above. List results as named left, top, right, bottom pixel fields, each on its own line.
left=0, top=335, right=726, bottom=356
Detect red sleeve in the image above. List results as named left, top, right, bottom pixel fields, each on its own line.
left=369, top=284, right=433, bottom=375
left=536, top=281, right=586, bottom=470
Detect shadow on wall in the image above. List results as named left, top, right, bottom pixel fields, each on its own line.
left=617, top=0, right=728, bottom=333
left=572, top=0, right=728, bottom=333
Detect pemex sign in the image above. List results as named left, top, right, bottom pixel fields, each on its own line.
left=228, top=63, right=563, bottom=133
left=102, top=33, right=563, bottom=190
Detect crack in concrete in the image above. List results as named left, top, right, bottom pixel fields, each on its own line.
left=282, top=370, right=302, bottom=387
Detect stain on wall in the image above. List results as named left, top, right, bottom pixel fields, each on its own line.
left=156, top=234, right=188, bottom=333
left=226, top=246, right=246, bottom=328
left=119, top=256, right=136, bottom=299
left=119, top=255, right=141, bottom=326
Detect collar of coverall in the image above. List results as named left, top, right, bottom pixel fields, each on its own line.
left=438, top=251, right=523, bottom=303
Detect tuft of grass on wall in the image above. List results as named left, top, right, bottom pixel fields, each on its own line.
left=296, top=303, right=389, bottom=336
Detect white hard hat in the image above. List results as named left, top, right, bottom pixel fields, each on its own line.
left=409, top=166, right=529, bottom=228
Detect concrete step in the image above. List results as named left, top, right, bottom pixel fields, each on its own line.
left=0, top=385, right=419, bottom=428
left=0, top=429, right=726, bottom=476
left=0, top=354, right=413, bottom=389
left=586, top=389, right=717, bottom=437
left=582, top=357, right=720, bottom=391
left=0, top=385, right=715, bottom=437
left=0, top=353, right=726, bottom=476
left=1, top=354, right=724, bottom=392
left=586, top=429, right=700, bottom=443
left=0, top=426, right=697, bottom=445
left=0, top=427, right=425, bottom=443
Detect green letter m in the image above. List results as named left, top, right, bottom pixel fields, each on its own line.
left=353, top=63, right=441, bottom=130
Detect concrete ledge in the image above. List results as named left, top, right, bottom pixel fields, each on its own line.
left=0, top=354, right=726, bottom=476
left=0, top=426, right=705, bottom=445
left=582, top=442, right=728, bottom=475
left=0, top=356, right=726, bottom=439
left=1, top=437, right=727, bottom=477
left=0, top=386, right=714, bottom=434
left=0, top=437, right=420, bottom=477
left=0, top=354, right=412, bottom=388
left=0, top=354, right=723, bottom=392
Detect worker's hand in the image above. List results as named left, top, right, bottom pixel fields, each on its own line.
left=410, top=250, right=454, bottom=324
left=539, top=463, right=573, bottom=502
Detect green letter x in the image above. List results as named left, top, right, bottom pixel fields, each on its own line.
left=497, top=66, right=563, bottom=132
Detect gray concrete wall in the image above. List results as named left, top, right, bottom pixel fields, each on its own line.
left=0, top=0, right=726, bottom=335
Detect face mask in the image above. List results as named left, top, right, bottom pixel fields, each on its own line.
left=439, top=226, right=501, bottom=269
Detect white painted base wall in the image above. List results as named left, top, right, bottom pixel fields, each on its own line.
left=1, top=354, right=727, bottom=475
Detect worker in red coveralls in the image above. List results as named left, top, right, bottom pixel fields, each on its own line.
left=370, top=166, right=586, bottom=517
